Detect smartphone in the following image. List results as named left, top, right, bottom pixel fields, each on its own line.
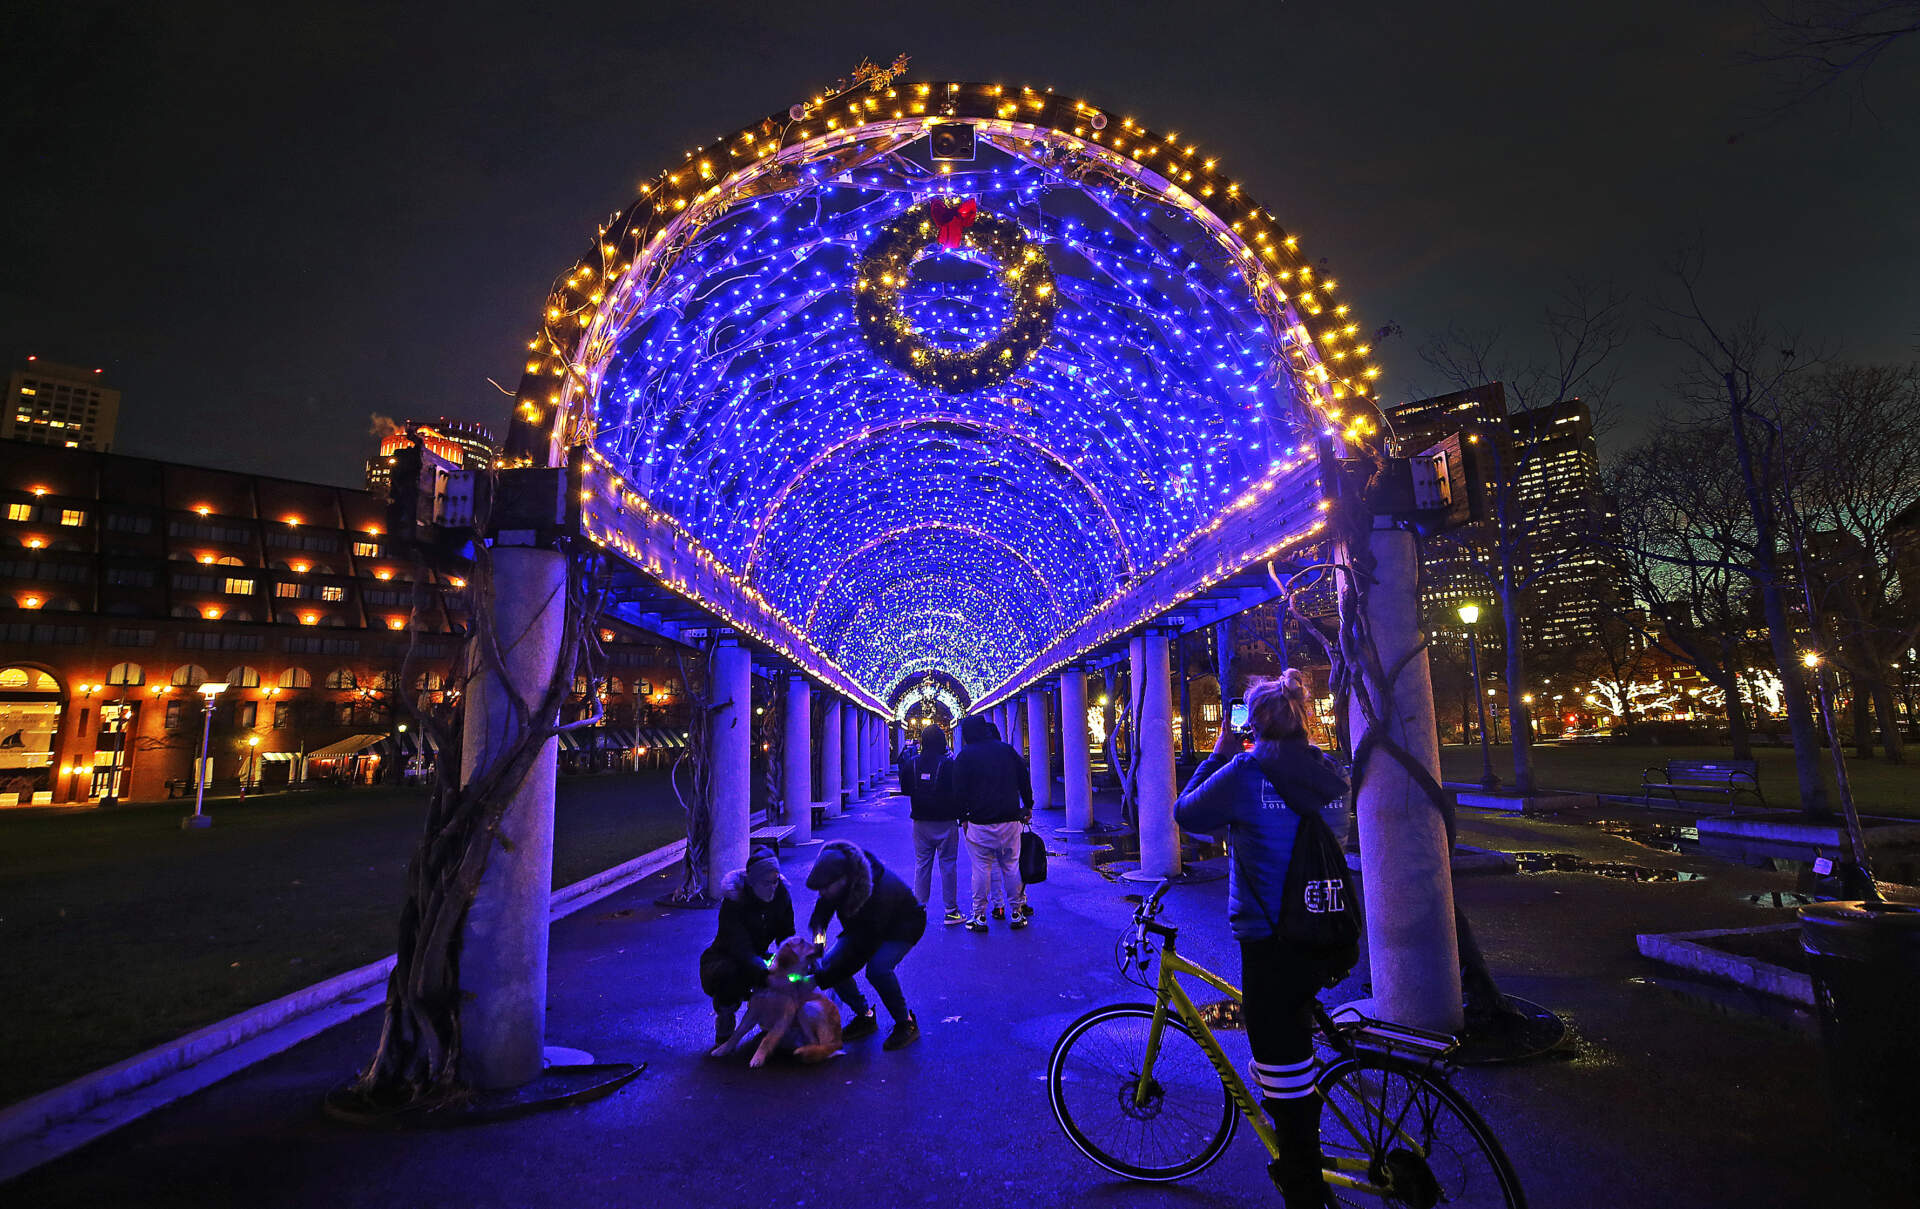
left=1227, top=698, right=1249, bottom=733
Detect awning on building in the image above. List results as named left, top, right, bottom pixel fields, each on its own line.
left=608, top=727, right=637, bottom=749
left=637, top=727, right=689, bottom=750
left=308, top=734, right=386, bottom=758
left=260, top=751, right=301, bottom=763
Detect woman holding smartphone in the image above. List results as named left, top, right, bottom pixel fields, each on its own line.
left=1174, top=671, right=1352, bottom=1209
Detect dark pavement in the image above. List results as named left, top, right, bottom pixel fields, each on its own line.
left=4, top=783, right=1886, bottom=1208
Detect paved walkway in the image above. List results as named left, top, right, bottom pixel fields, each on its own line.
left=5, top=782, right=1881, bottom=1207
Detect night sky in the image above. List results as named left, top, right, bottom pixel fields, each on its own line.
left=4, top=0, right=1915, bottom=486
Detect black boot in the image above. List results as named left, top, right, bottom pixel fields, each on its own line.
left=1263, top=1095, right=1331, bottom=1208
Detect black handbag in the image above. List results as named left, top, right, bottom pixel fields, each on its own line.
left=1019, top=826, right=1048, bottom=884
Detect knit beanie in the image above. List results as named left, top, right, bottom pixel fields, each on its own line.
left=745, top=845, right=782, bottom=893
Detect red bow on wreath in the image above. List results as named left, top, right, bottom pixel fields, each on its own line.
left=930, top=197, right=978, bottom=249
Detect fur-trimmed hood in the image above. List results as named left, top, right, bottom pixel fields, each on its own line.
left=812, top=840, right=876, bottom=915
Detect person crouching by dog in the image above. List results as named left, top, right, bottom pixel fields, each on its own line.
left=805, top=840, right=925, bottom=1050
left=697, top=846, right=795, bottom=1047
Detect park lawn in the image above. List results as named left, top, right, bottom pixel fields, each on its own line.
left=1439, top=742, right=1920, bottom=819
left=0, top=773, right=685, bottom=1107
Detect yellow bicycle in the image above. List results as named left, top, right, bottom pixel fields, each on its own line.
left=1047, top=880, right=1526, bottom=1207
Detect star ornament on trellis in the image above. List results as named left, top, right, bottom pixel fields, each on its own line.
left=853, top=199, right=1058, bottom=395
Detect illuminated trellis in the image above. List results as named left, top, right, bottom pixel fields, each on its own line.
left=508, top=77, right=1386, bottom=707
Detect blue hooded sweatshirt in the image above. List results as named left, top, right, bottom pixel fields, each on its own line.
left=1173, top=737, right=1350, bottom=941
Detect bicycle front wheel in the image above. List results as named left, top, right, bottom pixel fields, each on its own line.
left=1318, top=1051, right=1526, bottom=1209
left=1047, top=1003, right=1239, bottom=1181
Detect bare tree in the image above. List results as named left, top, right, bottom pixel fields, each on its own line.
left=1750, top=1, right=1920, bottom=111
left=1782, top=363, right=1920, bottom=761
left=1608, top=425, right=1772, bottom=759
left=1653, top=253, right=1833, bottom=817
left=1419, top=281, right=1631, bottom=794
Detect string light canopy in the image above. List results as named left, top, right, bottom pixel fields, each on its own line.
left=507, top=69, right=1387, bottom=708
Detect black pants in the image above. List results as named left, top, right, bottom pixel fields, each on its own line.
left=698, top=950, right=764, bottom=1013
left=1240, top=935, right=1357, bottom=1069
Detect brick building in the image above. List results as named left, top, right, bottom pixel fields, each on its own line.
left=0, top=440, right=684, bottom=806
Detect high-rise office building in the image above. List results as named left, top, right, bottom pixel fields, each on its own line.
left=1386, top=384, right=1620, bottom=667
left=365, top=419, right=497, bottom=497
left=3, top=358, right=121, bottom=451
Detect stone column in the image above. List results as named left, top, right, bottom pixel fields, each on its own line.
left=783, top=672, right=813, bottom=846
left=1132, top=628, right=1181, bottom=879
left=1026, top=683, right=1052, bottom=813
left=1344, top=524, right=1462, bottom=1034
left=1059, top=665, right=1093, bottom=830
left=840, top=703, right=859, bottom=806
left=457, top=545, right=565, bottom=1090
left=820, top=697, right=842, bottom=819
left=708, top=634, right=753, bottom=894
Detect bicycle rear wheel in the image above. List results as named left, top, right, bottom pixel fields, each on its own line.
left=1318, top=1051, right=1526, bottom=1209
left=1047, top=1003, right=1239, bottom=1181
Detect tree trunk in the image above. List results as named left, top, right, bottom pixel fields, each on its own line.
left=1871, top=680, right=1907, bottom=764
left=1719, top=669, right=1753, bottom=761
left=1850, top=677, right=1874, bottom=760
left=1497, top=581, right=1535, bottom=794
left=1726, top=384, right=1831, bottom=818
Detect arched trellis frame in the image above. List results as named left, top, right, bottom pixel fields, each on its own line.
left=516, top=76, right=1390, bottom=710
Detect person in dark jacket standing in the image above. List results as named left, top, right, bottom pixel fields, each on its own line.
left=696, top=845, right=795, bottom=1046
left=806, top=840, right=926, bottom=1050
left=949, top=715, right=1033, bottom=933
left=1174, top=670, right=1352, bottom=1209
left=901, top=724, right=965, bottom=925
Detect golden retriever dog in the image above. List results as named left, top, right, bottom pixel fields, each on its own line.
left=708, top=936, right=843, bottom=1067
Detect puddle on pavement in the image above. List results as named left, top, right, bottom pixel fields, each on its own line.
left=1595, top=819, right=1700, bottom=854
left=1743, top=890, right=1819, bottom=909
left=1509, top=851, right=1706, bottom=882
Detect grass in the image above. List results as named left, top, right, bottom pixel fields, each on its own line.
left=0, top=773, right=686, bottom=1107
left=1439, top=741, right=1920, bottom=819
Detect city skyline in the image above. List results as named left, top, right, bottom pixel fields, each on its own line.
left=4, top=1, right=1916, bottom=486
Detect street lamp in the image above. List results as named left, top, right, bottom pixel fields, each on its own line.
left=184, top=682, right=228, bottom=831
left=241, top=735, right=261, bottom=799
left=1458, top=604, right=1500, bottom=790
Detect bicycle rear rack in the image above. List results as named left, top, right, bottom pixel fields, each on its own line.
left=1328, top=1005, right=1459, bottom=1057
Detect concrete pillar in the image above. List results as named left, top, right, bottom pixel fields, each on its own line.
left=1027, top=684, right=1052, bottom=812
left=708, top=634, right=753, bottom=895
left=1177, top=632, right=1196, bottom=762
left=1132, top=628, right=1180, bottom=879
left=1060, top=666, right=1093, bottom=830
left=1344, top=524, right=1462, bottom=1035
left=1008, top=698, right=1025, bottom=757
left=783, top=673, right=813, bottom=846
left=457, top=545, right=565, bottom=1090
left=840, top=703, right=859, bottom=805
left=820, top=697, right=843, bottom=819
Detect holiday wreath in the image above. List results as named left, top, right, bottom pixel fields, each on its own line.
left=854, top=198, right=1057, bottom=394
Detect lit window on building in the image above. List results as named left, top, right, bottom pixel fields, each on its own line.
left=320, top=585, right=345, bottom=602
left=6, top=504, right=33, bottom=522
left=223, top=578, right=255, bottom=595
left=59, top=509, right=85, bottom=527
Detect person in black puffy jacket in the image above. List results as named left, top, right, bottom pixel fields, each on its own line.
left=806, top=841, right=926, bottom=1050
left=949, top=715, right=1033, bottom=932
left=696, top=845, right=794, bottom=1046
left=901, top=725, right=965, bottom=925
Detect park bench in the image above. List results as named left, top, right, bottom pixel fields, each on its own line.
left=1641, top=759, right=1764, bottom=810
left=164, top=778, right=245, bottom=799
left=749, top=824, right=797, bottom=853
